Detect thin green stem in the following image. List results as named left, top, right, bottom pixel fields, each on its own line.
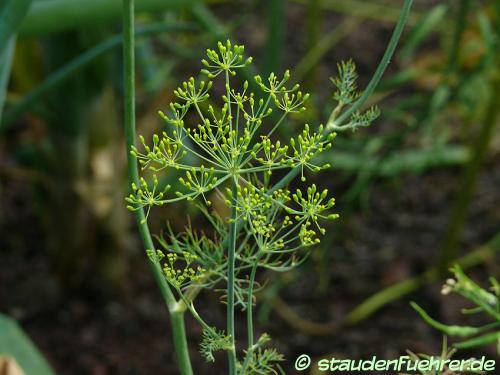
left=227, top=179, right=239, bottom=375
left=239, top=260, right=258, bottom=374
left=224, top=70, right=239, bottom=373
left=272, top=0, right=413, bottom=192
left=247, top=261, right=258, bottom=348
left=122, top=1, right=192, bottom=374
left=226, top=70, right=233, bottom=132
left=328, top=0, right=413, bottom=130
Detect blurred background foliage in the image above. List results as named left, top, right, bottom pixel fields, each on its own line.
left=0, top=0, right=499, bottom=374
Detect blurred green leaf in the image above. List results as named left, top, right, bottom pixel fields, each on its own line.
left=0, top=0, right=32, bottom=120
left=0, top=22, right=195, bottom=130
left=19, top=0, right=196, bottom=36
left=0, top=313, right=56, bottom=375
left=264, top=0, right=285, bottom=76
left=399, top=4, right=447, bottom=60
left=0, top=36, right=16, bottom=120
left=317, top=145, right=469, bottom=178
left=293, top=0, right=421, bottom=25
left=0, top=0, right=32, bottom=50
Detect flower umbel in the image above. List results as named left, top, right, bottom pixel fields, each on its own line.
left=126, top=40, right=354, bottom=374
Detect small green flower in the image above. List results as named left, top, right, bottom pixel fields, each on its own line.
left=125, top=175, right=170, bottom=224
left=174, top=77, right=212, bottom=105
left=331, top=59, right=359, bottom=105
left=289, top=124, right=335, bottom=180
left=162, top=251, right=206, bottom=290
left=201, top=40, right=252, bottom=77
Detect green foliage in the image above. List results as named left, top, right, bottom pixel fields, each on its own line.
left=239, top=333, right=284, bottom=375
left=243, top=348, right=285, bottom=375
left=327, top=60, right=380, bottom=132
left=125, top=39, right=381, bottom=373
left=330, top=59, right=359, bottom=105
left=0, top=313, right=55, bottom=375
left=412, top=265, right=500, bottom=354
left=0, top=0, right=32, bottom=121
left=0, top=0, right=32, bottom=49
left=200, top=327, right=233, bottom=363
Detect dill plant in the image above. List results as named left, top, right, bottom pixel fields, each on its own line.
left=123, top=0, right=413, bottom=375
left=125, top=40, right=380, bottom=374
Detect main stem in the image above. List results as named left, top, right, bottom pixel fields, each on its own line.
left=122, top=1, right=192, bottom=374
left=227, top=179, right=238, bottom=375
